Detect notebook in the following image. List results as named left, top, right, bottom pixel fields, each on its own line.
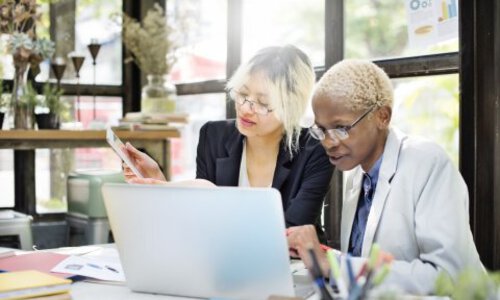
left=102, top=183, right=296, bottom=300
left=0, top=252, right=75, bottom=279
left=0, top=270, right=71, bottom=300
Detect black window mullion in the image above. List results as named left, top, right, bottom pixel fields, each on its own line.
left=225, top=0, right=243, bottom=119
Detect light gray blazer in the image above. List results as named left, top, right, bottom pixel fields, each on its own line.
left=341, top=127, right=483, bottom=294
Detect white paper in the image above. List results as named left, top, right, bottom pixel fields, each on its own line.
left=51, top=255, right=125, bottom=282
left=405, top=0, right=458, bottom=48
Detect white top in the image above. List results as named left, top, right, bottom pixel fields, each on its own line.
left=238, top=140, right=250, bottom=187
left=238, top=139, right=273, bottom=188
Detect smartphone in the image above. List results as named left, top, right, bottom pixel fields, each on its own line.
left=106, top=128, right=144, bottom=178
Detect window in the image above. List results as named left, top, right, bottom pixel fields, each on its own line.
left=74, top=0, right=122, bottom=85
left=167, top=0, right=227, bottom=83
left=345, top=0, right=458, bottom=60
left=241, top=0, right=325, bottom=67
left=392, top=74, right=459, bottom=165
left=0, top=150, right=14, bottom=208
left=172, top=93, right=226, bottom=180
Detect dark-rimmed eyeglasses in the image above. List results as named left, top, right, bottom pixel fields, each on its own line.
left=309, top=105, right=375, bottom=141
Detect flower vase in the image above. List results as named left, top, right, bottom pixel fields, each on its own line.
left=11, top=66, right=34, bottom=129
left=141, top=75, right=177, bottom=116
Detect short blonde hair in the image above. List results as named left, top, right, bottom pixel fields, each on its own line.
left=314, top=59, right=393, bottom=111
left=227, top=45, right=315, bottom=154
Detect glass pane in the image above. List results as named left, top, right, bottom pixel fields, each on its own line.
left=171, top=93, right=226, bottom=180
left=36, top=95, right=122, bottom=214
left=241, top=0, right=325, bottom=67
left=392, top=74, right=459, bottom=165
left=0, top=150, right=14, bottom=208
left=73, top=0, right=122, bottom=85
left=345, top=0, right=458, bottom=60
left=60, top=95, right=122, bottom=129
left=168, top=0, right=227, bottom=83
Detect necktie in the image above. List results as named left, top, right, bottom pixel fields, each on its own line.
left=349, top=174, right=373, bottom=256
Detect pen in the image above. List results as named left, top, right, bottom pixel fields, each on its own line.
left=87, top=263, right=102, bottom=269
left=105, top=265, right=119, bottom=273
left=308, top=248, right=334, bottom=300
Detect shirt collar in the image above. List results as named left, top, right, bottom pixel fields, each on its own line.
left=365, top=154, right=383, bottom=188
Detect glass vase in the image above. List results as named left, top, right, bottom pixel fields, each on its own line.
left=141, top=75, right=177, bottom=115
left=11, top=65, right=34, bottom=129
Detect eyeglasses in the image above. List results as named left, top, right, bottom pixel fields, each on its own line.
left=231, top=90, right=273, bottom=116
left=309, top=105, right=375, bottom=141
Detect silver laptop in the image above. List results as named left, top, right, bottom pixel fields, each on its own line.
left=102, top=183, right=297, bottom=300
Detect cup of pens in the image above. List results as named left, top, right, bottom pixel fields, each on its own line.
left=308, top=244, right=393, bottom=300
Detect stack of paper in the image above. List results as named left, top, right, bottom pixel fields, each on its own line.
left=115, top=112, right=189, bottom=130
left=0, top=270, right=71, bottom=299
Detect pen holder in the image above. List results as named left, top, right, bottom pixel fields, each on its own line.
left=318, top=245, right=392, bottom=300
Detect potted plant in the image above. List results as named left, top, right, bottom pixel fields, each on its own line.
left=121, top=4, right=178, bottom=115
left=0, top=1, right=55, bottom=129
left=35, top=83, right=65, bottom=129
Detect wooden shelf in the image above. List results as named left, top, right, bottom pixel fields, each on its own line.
left=0, top=129, right=180, bottom=149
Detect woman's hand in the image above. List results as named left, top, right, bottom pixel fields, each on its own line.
left=286, top=225, right=331, bottom=277
left=121, top=142, right=166, bottom=183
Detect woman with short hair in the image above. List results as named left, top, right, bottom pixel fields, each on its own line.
left=287, top=59, right=483, bottom=294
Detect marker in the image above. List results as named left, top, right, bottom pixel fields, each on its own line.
left=105, top=265, right=119, bottom=273
left=326, top=250, right=348, bottom=298
left=345, top=254, right=357, bottom=292
left=372, top=264, right=390, bottom=286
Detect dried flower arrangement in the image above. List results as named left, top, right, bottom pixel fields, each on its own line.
left=0, top=0, right=55, bottom=77
left=121, top=4, right=176, bottom=76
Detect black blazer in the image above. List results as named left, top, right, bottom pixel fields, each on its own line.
left=196, top=120, right=334, bottom=240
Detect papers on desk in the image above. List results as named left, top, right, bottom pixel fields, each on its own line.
left=52, top=255, right=125, bottom=282
left=0, top=252, right=75, bottom=279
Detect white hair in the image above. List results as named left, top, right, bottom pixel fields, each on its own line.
left=227, top=45, right=315, bottom=155
left=314, top=59, right=393, bottom=111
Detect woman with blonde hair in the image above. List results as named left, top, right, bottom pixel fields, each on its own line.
left=123, top=45, right=333, bottom=238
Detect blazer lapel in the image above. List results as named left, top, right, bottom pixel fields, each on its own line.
left=361, top=128, right=407, bottom=256
left=272, top=146, right=291, bottom=192
left=215, top=129, right=244, bottom=186
left=341, top=168, right=363, bottom=253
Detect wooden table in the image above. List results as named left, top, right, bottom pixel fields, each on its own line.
left=0, top=129, right=180, bottom=216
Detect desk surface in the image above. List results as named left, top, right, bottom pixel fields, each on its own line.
left=71, top=281, right=192, bottom=299
left=0, top=246, right=450, bottom=300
